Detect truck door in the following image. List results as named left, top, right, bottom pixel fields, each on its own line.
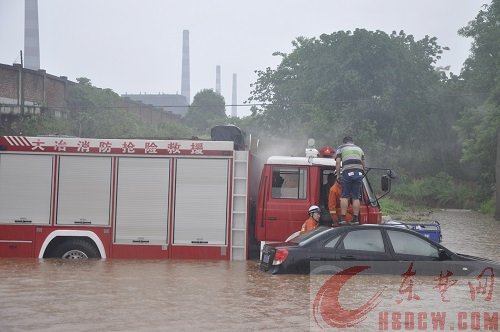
left=260, top=166, right=309, bottom=241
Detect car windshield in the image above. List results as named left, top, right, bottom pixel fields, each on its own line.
left=289, top=226, right=332, bottom=244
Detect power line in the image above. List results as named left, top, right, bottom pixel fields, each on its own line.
left=0, top=92, right=490, bottom=111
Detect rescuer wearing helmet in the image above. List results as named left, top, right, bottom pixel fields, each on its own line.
left=300, top=205, right=321, bottom=234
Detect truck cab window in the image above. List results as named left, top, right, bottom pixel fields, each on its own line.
left=271, top=167, right=307, bottom=199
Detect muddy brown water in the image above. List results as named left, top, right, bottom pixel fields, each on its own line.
left=0, top=210, right=499, bottom=332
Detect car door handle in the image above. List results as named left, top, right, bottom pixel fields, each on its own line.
left=266, top=217, right=277, bottom=220
left=340, top=255, right=356, bottom=260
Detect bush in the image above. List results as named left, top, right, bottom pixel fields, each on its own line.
left=379, top=198, right=406, bottom=215
left=479, top=198, right=495, bottom=215
left=391, top=172, right=480, bottom=209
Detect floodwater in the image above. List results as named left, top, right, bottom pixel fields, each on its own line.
left=1, top=210, right=499, bottom=332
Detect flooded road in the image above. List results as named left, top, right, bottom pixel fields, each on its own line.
left=0, top=210, right=499, bottom=332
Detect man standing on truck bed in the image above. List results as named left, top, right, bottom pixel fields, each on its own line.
left=335, top=136, right=366, bottom=225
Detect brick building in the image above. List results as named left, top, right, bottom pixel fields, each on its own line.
left=0, top=63, right=179, bottom=133
left=0, top=63, right=68, bottom=121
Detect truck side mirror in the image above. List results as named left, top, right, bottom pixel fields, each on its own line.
left=386, top=169, right=397, bottom=179
left=381, top=175, right=391, bottom=192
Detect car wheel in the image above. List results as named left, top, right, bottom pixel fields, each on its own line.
left=53, top=238, right=100, bottom=259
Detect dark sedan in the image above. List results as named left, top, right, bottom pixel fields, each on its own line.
left=260, top=225, right=500, bottom=276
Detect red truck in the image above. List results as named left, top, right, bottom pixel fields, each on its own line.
left=0, top=125, right=392, bottom=260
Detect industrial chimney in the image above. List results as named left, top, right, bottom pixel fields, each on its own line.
left=216, top=65, right=221, bottom=94
left=24, top=0, right=40, bottom=70
left=181, top=30, right=190, bottom=104
left=231, top=73, right=237, bottom=117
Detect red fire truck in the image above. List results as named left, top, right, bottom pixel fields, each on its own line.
left=0, top=125, right=392, bottom=260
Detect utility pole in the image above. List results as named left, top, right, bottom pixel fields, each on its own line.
left=496, top=129, right=500, bottom=221
left=19, top=50, right=25, bottom=116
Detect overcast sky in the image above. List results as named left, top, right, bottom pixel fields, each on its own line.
left=0, top=0, right=486, bottom=117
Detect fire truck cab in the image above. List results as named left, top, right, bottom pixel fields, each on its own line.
left=254, top=150, right=389, bottom=243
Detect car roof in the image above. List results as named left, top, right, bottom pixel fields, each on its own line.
left=297, top=224, right=434, bottom=246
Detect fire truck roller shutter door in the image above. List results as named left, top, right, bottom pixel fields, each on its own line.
left=0, top=154, right=52, bottom=225
left=57, top=156, right=112, bottom=226
left=173, top=158, right=230, bottom=245
left=115, top=157, right=170, bottom=245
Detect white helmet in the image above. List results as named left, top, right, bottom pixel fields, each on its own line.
left=308, top=205, right=321, bottom=214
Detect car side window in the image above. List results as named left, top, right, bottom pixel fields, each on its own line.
left=341, top=229, right=385, bottom=252
left=387, top=230, right=439, bottom=257
left=323, top=235, right=340, bottom=248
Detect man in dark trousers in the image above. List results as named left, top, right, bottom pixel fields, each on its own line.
left=335, top=136, right=366, bottom=224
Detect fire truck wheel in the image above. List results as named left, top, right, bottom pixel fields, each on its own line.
left=53, top=238, right=100, bottom=259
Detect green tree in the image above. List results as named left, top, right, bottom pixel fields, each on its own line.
left=459, top=2, right=500, bottom=102
left=456, top=0, right=500, bottom=204
left=248, top=29, right=456, bottom=177
left=4, top=77, right=193, bottom=139
left=7, top=114, right=73, bottom=136
left=142, top=121, right=194, bottom=139
left=66, top=78, right=154, bottom=138
left=184, top=89, right=227, bottom=134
